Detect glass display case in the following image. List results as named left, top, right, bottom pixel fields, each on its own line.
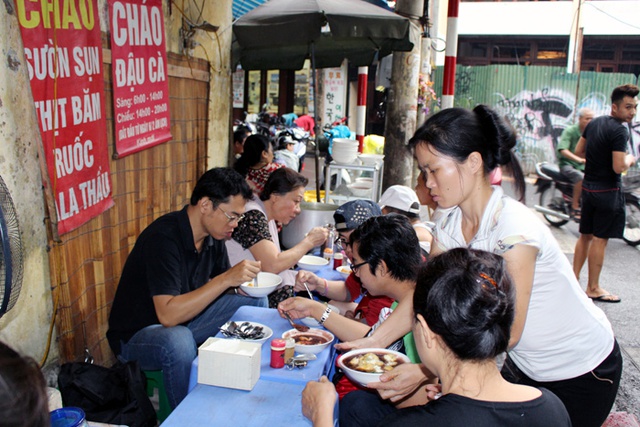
left=323, top=160, right=384, bottom=204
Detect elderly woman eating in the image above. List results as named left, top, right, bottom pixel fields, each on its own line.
left=226, top=167, right=328, bottom=307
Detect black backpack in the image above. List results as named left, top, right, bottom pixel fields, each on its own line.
left=58, top=360, right=157, bottom=427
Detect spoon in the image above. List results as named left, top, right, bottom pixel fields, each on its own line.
left=283, top=311, right=309, bottom=332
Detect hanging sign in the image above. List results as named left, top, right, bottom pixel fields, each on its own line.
left=109, top=0, right=171, bottom=157
left=322, top=66, right=346, bottom=126
left=233, top=66, right=245, bottom=108
left=16, top=0, right=114, bottom=235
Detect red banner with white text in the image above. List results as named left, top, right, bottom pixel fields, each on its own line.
left=16, top=0, right=114, bottom=235
left=109, top=0, right=172, bottom=157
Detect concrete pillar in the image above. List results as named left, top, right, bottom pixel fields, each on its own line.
left=567, top=0, right=582, bottom=74
left=383, top=0, right=424, bottom=189
left=416, top=14, right=433, bottom=128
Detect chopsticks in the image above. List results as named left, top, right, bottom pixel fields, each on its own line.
left=303, top=282, right=314, bottom=300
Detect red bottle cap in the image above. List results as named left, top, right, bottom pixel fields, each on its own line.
left=271, top=339, right=286, bottom=350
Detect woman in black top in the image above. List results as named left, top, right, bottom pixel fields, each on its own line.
left=301, top=248, right=571, bottom=427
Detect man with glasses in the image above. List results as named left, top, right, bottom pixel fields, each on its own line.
left=107, top=168, right=268, bottom=409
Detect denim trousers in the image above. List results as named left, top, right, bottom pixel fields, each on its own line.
left=119, top=293, right=268, bottom=409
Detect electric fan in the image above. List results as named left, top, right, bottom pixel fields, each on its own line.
left=0, top=174, right=23, bottom=319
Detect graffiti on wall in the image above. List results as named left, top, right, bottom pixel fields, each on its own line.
left=493, top=88, right=640, bottom=174
left=456, top=67, right=475, bottom=101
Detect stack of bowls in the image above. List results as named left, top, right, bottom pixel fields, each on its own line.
left=332, top=138, right=359, bottom=165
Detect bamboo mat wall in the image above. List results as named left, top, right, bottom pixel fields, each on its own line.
left=48, top=53, right=210, bottom=365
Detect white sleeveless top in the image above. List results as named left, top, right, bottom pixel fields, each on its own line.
left=225, top=197, right=296, bottom=287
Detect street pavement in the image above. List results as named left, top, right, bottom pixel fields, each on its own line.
left=302, top=155, right=640, bottom=420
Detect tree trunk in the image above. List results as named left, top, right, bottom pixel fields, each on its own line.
left=383, top=0, right=425, bottom=190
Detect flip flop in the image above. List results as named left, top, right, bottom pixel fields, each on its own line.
left=589, top=294, right=621, bottom=303
left=570, top=208, right=581, bottom=221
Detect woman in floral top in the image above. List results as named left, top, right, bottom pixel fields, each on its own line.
left=226, top=168, right=328, bottom=307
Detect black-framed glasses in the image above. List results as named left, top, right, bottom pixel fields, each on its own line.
left=351, top=260, right=369, bottom=274
left=216, top=205, right=245, bottom=223
left=334, top=236, right=349, bottom=249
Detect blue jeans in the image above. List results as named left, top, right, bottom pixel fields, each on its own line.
left=119, top=294, right=267, bottom=408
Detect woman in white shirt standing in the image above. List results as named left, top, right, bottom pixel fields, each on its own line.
left=408, top=105, right=621, bottom=427
left=338, top=105, right=622, bottom=427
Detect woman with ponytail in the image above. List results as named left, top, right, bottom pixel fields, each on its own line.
left=337, top=105, right=622, bottom=427
left=302, top=249, right=571, bottom=427
left=233, top=134, right=283, bottom=196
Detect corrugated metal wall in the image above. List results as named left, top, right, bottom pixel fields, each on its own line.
left=433, top=65, right=640, bottom=174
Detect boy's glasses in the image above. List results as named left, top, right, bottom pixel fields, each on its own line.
left=334, top=236, right=349, bottom=249
left=351, top=260, right=369, bottom=274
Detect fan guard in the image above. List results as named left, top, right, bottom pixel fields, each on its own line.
left=0, top=174, right=24, bottom=318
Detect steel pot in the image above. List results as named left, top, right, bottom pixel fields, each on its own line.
left=281, top=202, right=339, bottom=249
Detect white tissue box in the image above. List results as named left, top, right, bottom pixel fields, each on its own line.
left=197, top=337, right=261, bottom=390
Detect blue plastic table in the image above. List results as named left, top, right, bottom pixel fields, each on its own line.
left=168, top=305, right=339, bottom=427
left=162, top=380, right=338, bottom=427
left=313, top=264, right=347, bottom=282
left=188, top=305, right=336, bottom=391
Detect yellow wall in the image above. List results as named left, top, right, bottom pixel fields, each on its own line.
left=0, top=1, right=56, bottom=365
left=163, top=0, right=234, bottom=168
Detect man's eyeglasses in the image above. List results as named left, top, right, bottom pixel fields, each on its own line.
left=351, top=260, right=369, bottom=274
left=216, top=204, right=245, bottom=223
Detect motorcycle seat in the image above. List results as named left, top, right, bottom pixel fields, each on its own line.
left=539, top=163, right=572, bottom=185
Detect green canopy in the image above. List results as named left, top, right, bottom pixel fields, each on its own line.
left=232, top=0, right=413, bottom=70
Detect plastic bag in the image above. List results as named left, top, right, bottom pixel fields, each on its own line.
left=58, top=360, right=156, bottom=427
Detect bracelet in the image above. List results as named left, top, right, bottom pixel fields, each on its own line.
left=318, top=306, right=332, bottom=326
left=321, top=279, right=329, bottom=297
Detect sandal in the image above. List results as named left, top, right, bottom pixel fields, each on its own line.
left=570, top=208, right=581, bottom=221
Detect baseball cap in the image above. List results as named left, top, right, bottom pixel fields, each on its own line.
left=333, top=199, right=382, bottom=231
left=379, top=185, right=421, bottom=215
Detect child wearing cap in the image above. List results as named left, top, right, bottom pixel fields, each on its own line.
left=293, top=199, right=393, bottom=326
left=379, top=185, right=433, bottom=255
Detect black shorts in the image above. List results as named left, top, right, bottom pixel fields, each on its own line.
left=579, top=181, right=625, bottom=238
left=501, top=340, right=622, bottom=427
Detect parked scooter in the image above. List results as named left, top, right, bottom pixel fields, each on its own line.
left=534, top=162, right=640, bottom=246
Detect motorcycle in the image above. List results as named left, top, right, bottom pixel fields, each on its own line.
left=534, top=162, right=640, bottom=247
